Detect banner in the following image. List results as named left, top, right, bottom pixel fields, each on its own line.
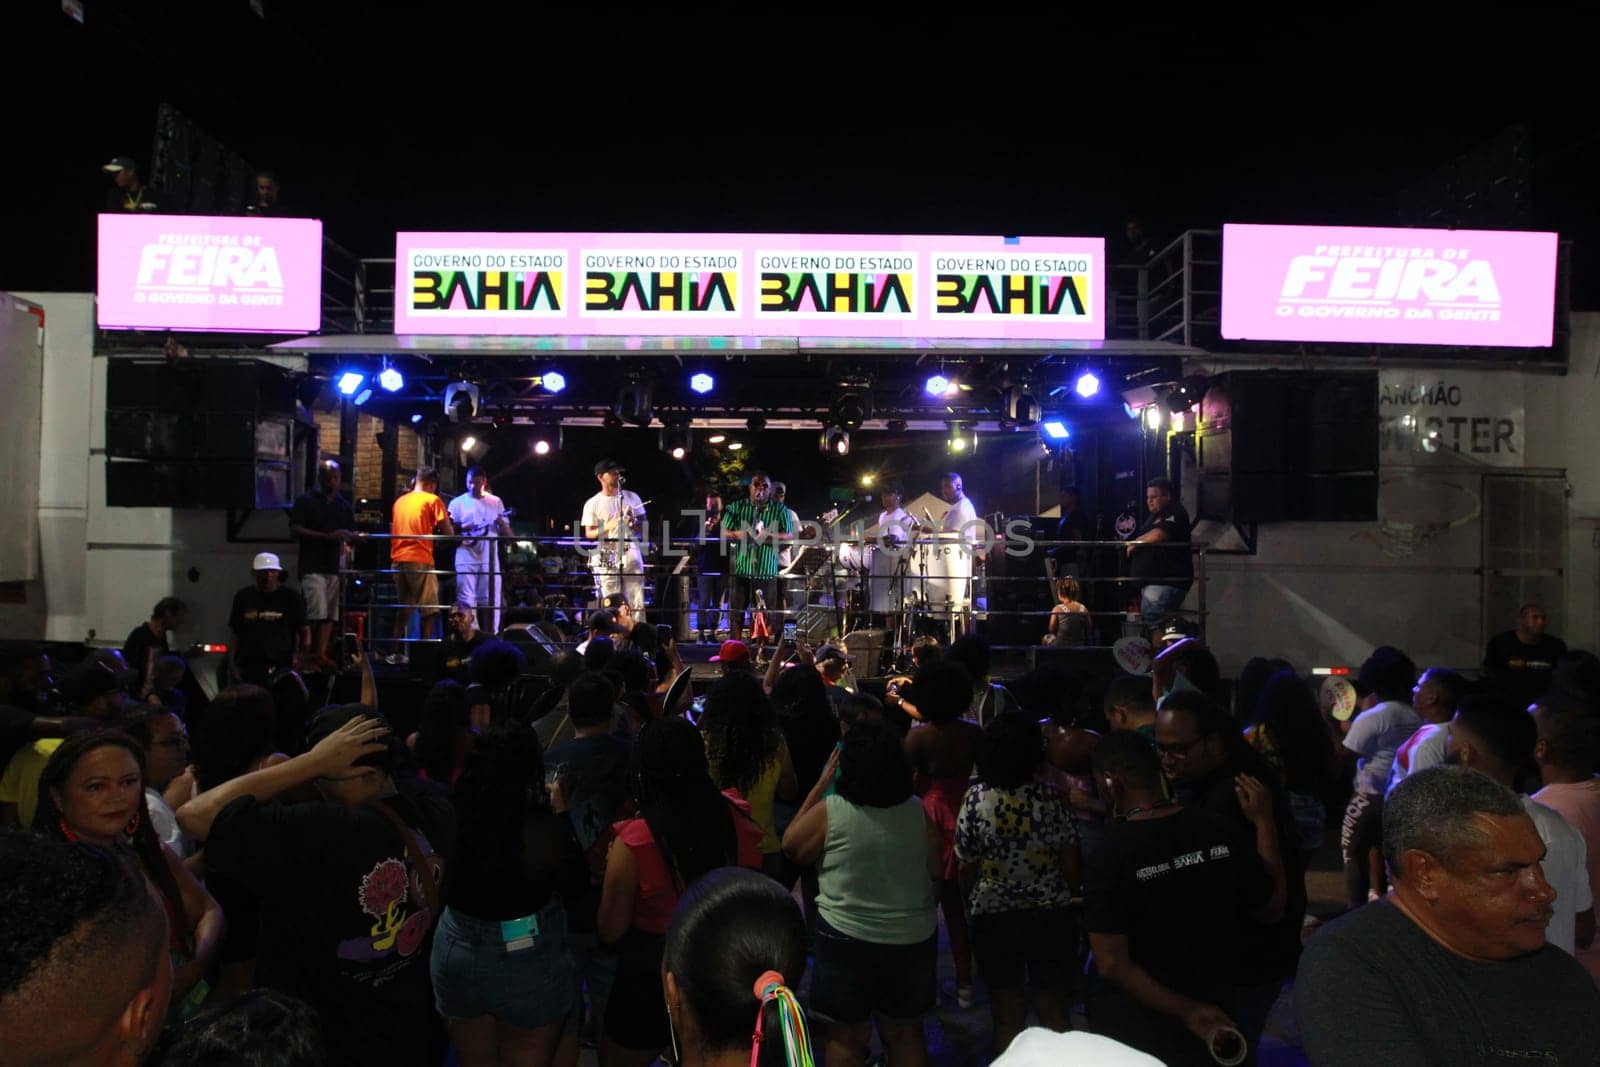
left=393, top=232, right=1104, bottom=339
left=97, top=214, right=324, bottom=333
left=1377, top=369, right=1525, bottom=467
left=1220, top=223, right=1557, bottom=348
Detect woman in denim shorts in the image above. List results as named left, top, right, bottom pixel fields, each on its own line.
left=430, top=724, right=590, bottom=1064
left=782, top=718, right=939, bottom=1067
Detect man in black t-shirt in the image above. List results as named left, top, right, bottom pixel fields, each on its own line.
left=1483, top=602, right=1566, bottom=712
left=1124, top=477, right=1192, bottom=623
left=122, top=596, right=185, bottom=695
left=1085, top=731, right=1278, bottom=1066
left=228, top=553, right=307, bottom=686
left=1298, top=766, right=1600, bottom=1066
left=289, top=460, right=358, bottom=670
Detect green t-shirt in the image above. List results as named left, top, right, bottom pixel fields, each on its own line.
left=721, top=498, right=793, bottom=580
left=817, top=793, right=937, bottom=944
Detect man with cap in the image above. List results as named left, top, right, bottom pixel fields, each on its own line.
left=227, top=552, right=307, bottom=686
left=710, top=639, right=754, bottom=675
left=720, top=471, right=793, bottom=645
left=0, top=653, right=135, bottom=829
left=815, top=644, right=853, bottom=715
left=576, top=608, right=618, bottom=657
left=582, top=459, right=647, bottom=620
left=102, top=155, right=158, bottom=212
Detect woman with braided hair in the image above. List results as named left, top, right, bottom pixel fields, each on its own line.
left=34, top=728, right=225, bottom=1018
left=699, top=671, right=798, bottom=876
left=597, top=715, right=764, bottom=1067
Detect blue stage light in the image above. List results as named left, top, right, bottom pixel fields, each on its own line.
left=541, top=371, right=567, bottom=393
left=1074, top=372, right=1101, bottom=399
left=1042, top=420, right=1071, bottom=441
left=925, top=375, right=950, bottom=396
left=690, top=372, right=715, bottom=395
left=378, top=367, right=404, bottom=392
left=336, top=372, right=365, bottom=396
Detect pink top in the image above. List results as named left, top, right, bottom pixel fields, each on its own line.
left=1532, top=778, right=1600, bottom=986
left=615, top=790, right=764, bottom=935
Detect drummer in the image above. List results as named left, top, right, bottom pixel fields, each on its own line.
left=877, top=483, right=914, bottom=550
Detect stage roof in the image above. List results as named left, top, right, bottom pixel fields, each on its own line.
left=265, top=334, right=1207, bottom=359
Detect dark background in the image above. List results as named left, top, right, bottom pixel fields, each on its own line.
left=5, top=3, right=1596, bottom=303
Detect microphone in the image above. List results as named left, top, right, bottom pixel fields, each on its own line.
left=923, top=506, right=936, bottom=528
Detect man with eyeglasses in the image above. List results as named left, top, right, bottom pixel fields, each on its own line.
left=1154, top=690, right=1305, bottom=1060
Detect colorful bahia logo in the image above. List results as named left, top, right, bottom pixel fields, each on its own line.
left=411, top=269, right=563, bottom=312
left=759, top=270, right=913, bottom=314
left=583, top=270, right=737, bottom=313
left=931, top=254, right=1092, bottom=317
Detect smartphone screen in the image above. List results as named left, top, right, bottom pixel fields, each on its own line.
left=782, top=621, right=797, bottom=642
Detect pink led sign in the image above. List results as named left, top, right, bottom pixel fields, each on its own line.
left=1221, top=223, right=1557, bottom=348
left=97, top=214, right=324, bottom=333
left=393, top=232, right=1104, bottom=339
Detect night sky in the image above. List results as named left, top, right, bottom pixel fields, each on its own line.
left=6, top=4, right=1597, bottom=303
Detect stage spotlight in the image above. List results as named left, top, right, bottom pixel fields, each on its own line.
left=859, top=473, right=875, bottom=488
left=353, top=387, right=373, bottom=407
left=616, top=379, right=654, bottom=427
left=820, top=427, right=851, bottom=456
left=410, top=413, right=424, bottom=425
left=660, top=426, right=692, bottom=461
left=1074, top=371, right=1101, bottom=399
left=746, top=414, right=767, bottom=432
left=925, top=375, right=957, bottom=398
left=728, top=441, right=744, bottom=451
left=337, top=371, right=366, bottom=396
left=689, top=372, right=715, bottom=395
left=461, top=436, right=476, bottom=451
left=830, top=377, right=874, bottom=431
left=540, top=371, right=567, bottom=394
left=708, top=433, right=727, bottom=445
left=1170, top=412, right=1187, bottom=433
left=378, top=366, right=404, bottom=393
left=1042, top=420, right=1071, bottom=441
left=443, top=382, right=480, bottom=423
left=532, top=438, right=552, bottom=456
left=1001, top=385, right=1040, bottom=428
left=946, top=422, right=976, bottom=455
left=460, top=434, right=490, bottom=460
left=1144, top=405, right=1164, bottom=431
left=1122, top=402, right=1139, bottom=420
left=1163, top=375, right=1210, bottom=414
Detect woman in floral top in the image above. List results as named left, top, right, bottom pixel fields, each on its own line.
left=955, top=711, right=1081, bottom=1057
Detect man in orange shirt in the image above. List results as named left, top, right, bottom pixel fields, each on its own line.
left=390, top=467, right=454, bottom=647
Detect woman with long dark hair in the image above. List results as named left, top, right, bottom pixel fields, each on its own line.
left=35, top=729, right=225, bottom=1017
left=1247, top=670, right=1339, bottom=860
left=407, top=680, right=483, bottom=787
left=662, top=867, right=814, bottom=1067
left=432, top=723, right=589, bottom=1066
left=783, top=717, right=939, bottom=1067
left=596, top=715, right=764, bottom=1067
left=699, top=671, right=797, bottom=875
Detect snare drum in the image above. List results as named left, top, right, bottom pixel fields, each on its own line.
left=908, top=537, right=973, bottom=613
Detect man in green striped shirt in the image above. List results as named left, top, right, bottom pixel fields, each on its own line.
left=720, top=471, right=794, bottom=644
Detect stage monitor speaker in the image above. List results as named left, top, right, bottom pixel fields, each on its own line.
left=106, top=410, right=193, bottom=459
left=105, top=460, right=191, bottom=508
left=1197, top=371, right=1377, bottom=523
left=843, top=628, right=889, bottom=679
left=501, top=625, right=556, bottom=671
left=107, top=359, right=296, bottom=416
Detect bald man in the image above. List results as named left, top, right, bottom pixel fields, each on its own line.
left=0, top=833, right=173, bottom=1065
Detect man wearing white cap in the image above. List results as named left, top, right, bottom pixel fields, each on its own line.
left=227, top=552, right=307, bottom=685
left=582, top=459, right=647, bottom=619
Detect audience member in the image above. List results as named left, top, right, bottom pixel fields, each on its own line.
left=35, top=730, right=225, bottom=1016
left=910, top=635, right=943, bottom=669
left=0, top=646, right=58, bottom=716
left=177, top=705, right=456, bottom=1066
left=433, top=724, right=587, bottom=1065
left=1086, top=731, right=1281, bottom=1066
left=1154, top=691, right=1298, bottom=1053
left=1383, top=667, right=1467, bottom=798
left=596, top=716, right=763, bottom=1067
left=545, top=671, right=632, bottom=1039
left=1446, top=695, right=1594, bottom=956
left=1233, top=656, right=1293, bottom=725
left=154, top=988, right=326, bottom=1067
left=1104, top=674, right=1158, bottom=737
left=1340, top=646, right=1420, bottom=907
left=904, top=657, right=983, bottom=1005
left=229, top=553, right=307, bottom=685
left=146, top=655, right=189, bottom=716
left=1, top=655, right=135, bottom=828
left=1297, top=766, right=1600, bottom=1064
left=577, top=609, right=619, bottom=656
left=124, top=705, right=194, bottom=858
left=583, top=635, right=616, bottom=675
left=783, top=718, right=938, bottom=1067
left=124, top=596, right=186, bottom=694
left=1044, top=577, right=1091, bottom=646
left=1246, top=670, right=1339, bottom=857
left=467, top=638, right=527, bottom=723
left=1151, top=638, right=1222, bottom=706
left=662, top=867, right=814, bottom=1067
left=529, top=650, right=585, bottom=745
left=956, top=711, right=1080, bottom=1056
left=701, top=671, right=798, bottom=875
left=1484, top=602, right=1566, bottom=712
left=407, top=680, right=482, bottom=788
left=438, top=609, right=487, bottom=682
left=947, top=634, right=1016, bottom=720
left=0, top=832, right=173, bottom=1065
left=1551, top=649, right=1600, bottom=711
left=710, top=638, right=754, bottom=675
left=288, top=460, right=357, bottom=670
left=1531, top=691, right=1600, bottom=985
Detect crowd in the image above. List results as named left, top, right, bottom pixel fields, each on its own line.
left=4, top=595, right=1600, bottom=1066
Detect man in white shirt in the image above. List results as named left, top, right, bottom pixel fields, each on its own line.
left=868, top=484, right=914, bottom=617
left=1447, top=696, right=1595, bottom=955
left=1341, top=647, right=1421, bottom=908
left=1385, top=668, right=1467, bottom=799
left=581, top=459, right=647, bottom=618
left=447, top=467, right=512, bottom=635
